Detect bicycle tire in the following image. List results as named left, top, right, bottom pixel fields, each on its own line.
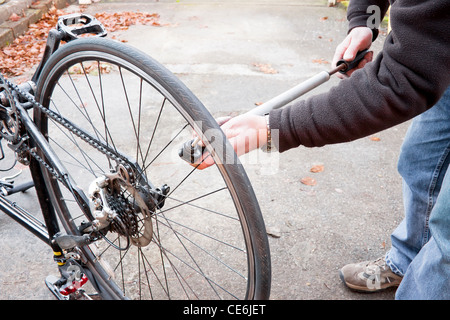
left=34, top=37, right=271, bottom=300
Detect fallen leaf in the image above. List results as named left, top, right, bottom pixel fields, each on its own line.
left=300, top=177, right=316, bottom=186
left=94, top=11, right=161, bottom=33
left=253, top=63, right=278, bottom=74
left=310, top=164, right=324, bottom=173
left=320, top=16, right=329, bottom=21
left=312, top=58, right=329, bottom=64
left=9, top=13, right=21, bottom=22
left=0, top=7, right=163, bottom=77
left=370, top=136, right=381, bottom=141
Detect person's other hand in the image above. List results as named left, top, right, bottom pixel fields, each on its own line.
left=194, top=114, right=267, bottom=170
left=332, top=27, right=373, bottom=78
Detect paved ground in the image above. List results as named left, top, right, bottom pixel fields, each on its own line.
left=0, top=0, right=407, bottom=300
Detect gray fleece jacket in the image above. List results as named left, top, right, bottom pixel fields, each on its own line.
left=269, top=0, right=450, bottom=151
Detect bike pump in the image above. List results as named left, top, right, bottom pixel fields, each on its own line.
left=179, top=50, right=369, bottom=163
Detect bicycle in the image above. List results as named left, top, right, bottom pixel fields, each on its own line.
left=0, top=13, right=271, bottom=300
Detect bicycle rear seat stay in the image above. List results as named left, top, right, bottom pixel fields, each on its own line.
left=0, top=11, right=107, bottom=240
left=32, top=13, right=107, bottom=83
left=0, top=14, right=114, bottom=299
left=0, top=13, right=109, bottom=298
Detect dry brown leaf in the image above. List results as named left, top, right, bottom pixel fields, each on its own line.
left=253, top=63, right=278, bottom=74
left=370, top=136, right=381, bottom=141
left=0, top=8, right=162, bottom=77
left=94, top=11, right=161, bottom=32
left=300, top=177, right=317, bottom=186
left=9, top=13, right=22, bottom=22
left=312, top=58, right=329, bottom=64
left=310, top=164, right=324, bottom=173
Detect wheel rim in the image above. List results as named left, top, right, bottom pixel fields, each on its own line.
left=36, top=48, right=264, bottom=300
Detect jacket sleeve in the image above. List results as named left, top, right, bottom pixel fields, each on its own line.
left=347, top=0, right=390, bottom=41
left=270, top=0, right=450, bottom=152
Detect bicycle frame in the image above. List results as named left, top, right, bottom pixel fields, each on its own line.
left=0, top=14, right=108, bottom=252
left=1, top=103, right=82, bottom=246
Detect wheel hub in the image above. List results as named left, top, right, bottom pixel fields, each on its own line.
left=88, top=165, right=155, bottom=247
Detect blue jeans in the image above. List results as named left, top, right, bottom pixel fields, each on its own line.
left=385, top=86, right=450, bottom=299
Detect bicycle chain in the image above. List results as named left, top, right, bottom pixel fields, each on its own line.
left=4, top=78, right=136, bottom=184
left=4, top=78, right=157, bottom=253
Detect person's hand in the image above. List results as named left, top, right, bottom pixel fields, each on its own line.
left=194, top=114, right=267, bottom=170
left=332, top=27, right=373, bottom=78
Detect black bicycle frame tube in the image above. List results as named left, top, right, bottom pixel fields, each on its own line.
left=0, top=159, right=59, bottom=248
left=1, top=102, right=92, bottom=253
left=31, top=29, right=62, bottom=84
left=0, top=30, right=64, bottom=248
left=30, top=156, right=61, bottom=248
left=16, top=103, right=92, bottom=217
left=0, top=195, right=49, bottom=243
left=0, top=112, right=63, bottom=250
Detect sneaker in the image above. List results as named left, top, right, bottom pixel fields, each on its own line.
left=339, top=256, right=402, bottom=292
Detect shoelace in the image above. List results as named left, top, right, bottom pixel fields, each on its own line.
left=363, top=257, right=395, bottom=283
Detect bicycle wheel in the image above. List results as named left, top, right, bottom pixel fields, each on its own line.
left=35, top=37, right=270, bottom=300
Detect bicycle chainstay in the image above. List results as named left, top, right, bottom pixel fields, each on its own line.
left=4, top=78, right=142, bottom=185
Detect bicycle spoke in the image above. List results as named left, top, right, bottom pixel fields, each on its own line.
left=143, top=97, right=167, bottom=165
left=159, top=188, right=239, bottom=221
